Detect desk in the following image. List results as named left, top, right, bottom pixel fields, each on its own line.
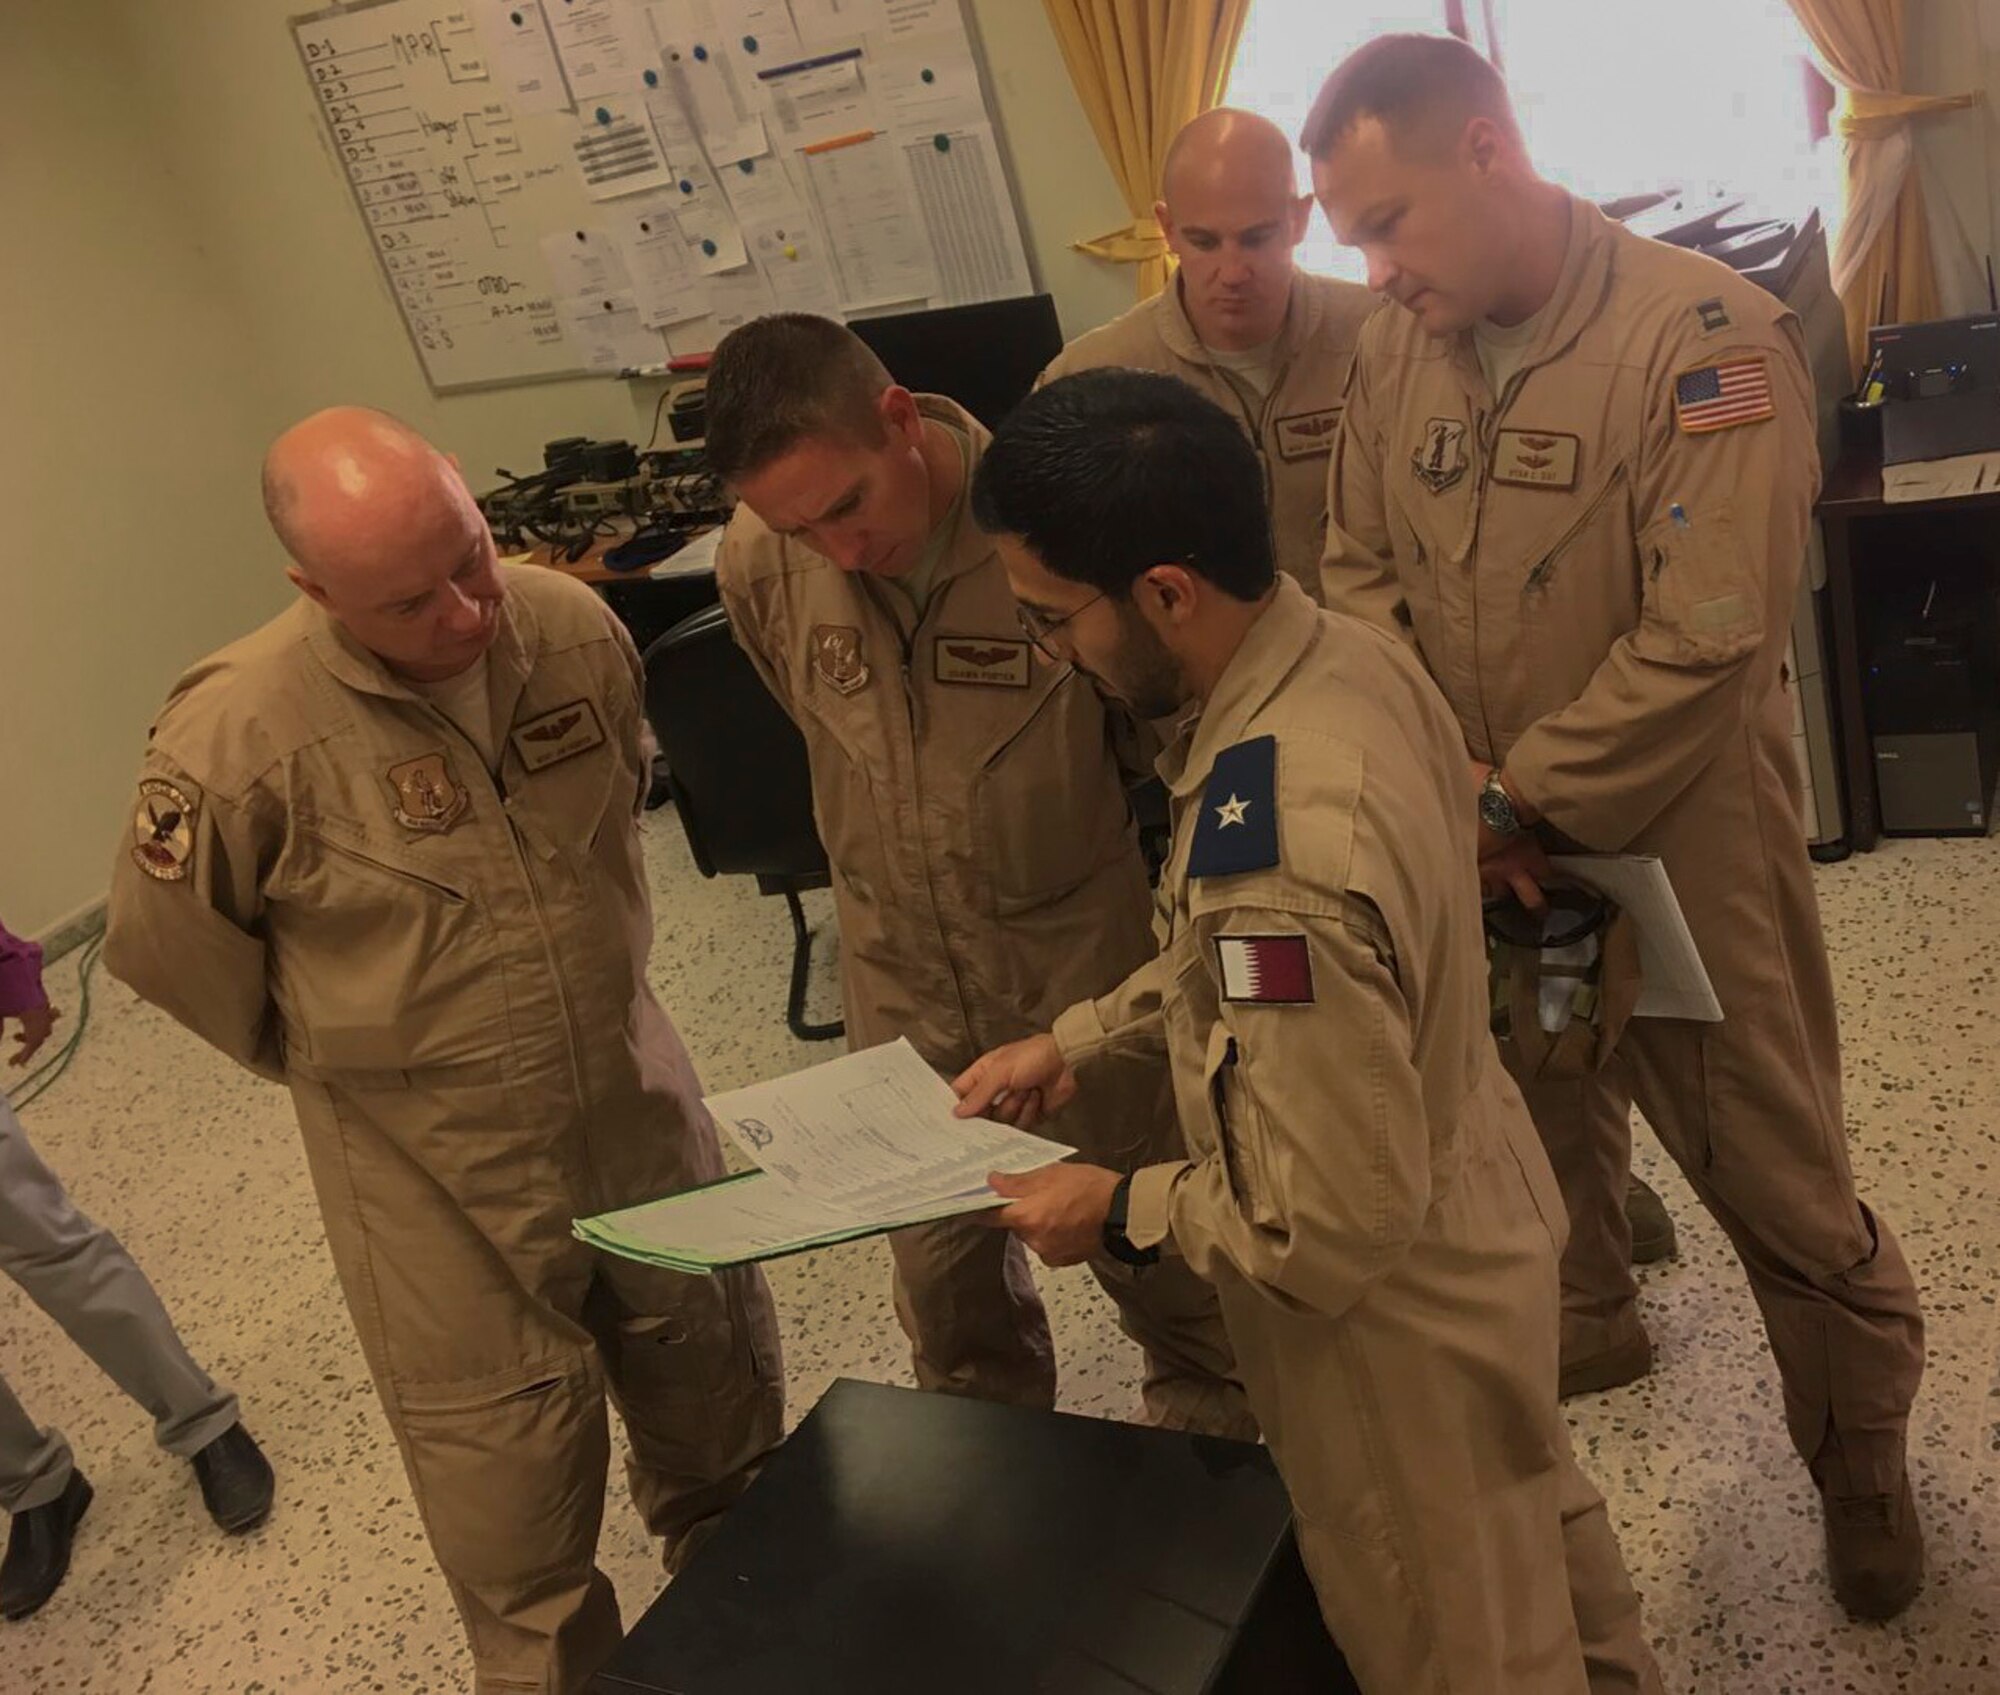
left=1816, top=451, right=2000, bottom=851
left=523, top=525, right=722, bottom=654
left=592, top=1378, right=1357, bottom=1695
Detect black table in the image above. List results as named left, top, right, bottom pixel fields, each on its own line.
left=593, top=1379, right=1357, bottom=1695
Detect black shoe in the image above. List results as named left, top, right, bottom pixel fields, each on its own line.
left=0, top=1470, right=93, bottom=1620
left=190, top=1424, right=274, bottom=1534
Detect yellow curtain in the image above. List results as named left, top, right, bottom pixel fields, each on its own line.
left=1785, top=0, right=1977, bottom=374
left=1039, top=0, right=1254, bottom=301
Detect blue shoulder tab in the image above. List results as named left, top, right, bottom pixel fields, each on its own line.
left=1188, top=735, right=1279, bottom=878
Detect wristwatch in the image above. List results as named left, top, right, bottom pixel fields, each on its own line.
left=1478, top=769, right=1523, bottom=839
left=1102, top=1173, right=1161, bottom=1267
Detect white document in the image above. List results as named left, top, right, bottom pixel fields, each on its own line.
left=571, top=104, right=677, bottom=199
left=658, top=36, right=768, bottom=165
left=707, top=1037, right=1075, bottom=1218
left=879, top=0, right=957, bottom=36
left=610, top=192, right=713, bottom=326
left=641, top=66, right=699, bottom=163
left=1545, top=855, right=1723, bottom=1022
left=702, top=260, right=779, bottom=333
left=720, top=150, right=807, bottom=224
left=872, top=34, right=984, bottom=133
left=899, top=122, right=1029, bottom=304
left=650, top=523, right=727, bottom=578
left=547, top=0, right=651, bottom=101
left=667, top=159, right=748, bottom=271
left=473, top=0, right=573, bottom=113
left=747, top=215, right=844, bottom=316
left=710, top=0, right=803, bottom=60
left=556, top=291, right=667, bottom=370
left=803, top=131, right=937, bottom=310
left=792, top=0, right=888, bottom=42
left=1882, top=450, right=2000, bottom=504
left=540, top=225, right=633, bottom=298
left=760, top=48, right=882, bottom=147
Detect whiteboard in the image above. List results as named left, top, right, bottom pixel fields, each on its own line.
left=291, top=0, right=1035, bottom=393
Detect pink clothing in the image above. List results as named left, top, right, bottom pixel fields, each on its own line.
left=0, top=919, right=49, bottom=1017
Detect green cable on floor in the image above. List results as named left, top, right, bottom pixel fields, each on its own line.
left=5, top=933, right=103, bottom=1112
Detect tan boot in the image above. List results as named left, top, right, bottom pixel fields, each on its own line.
left=1625, top=1176, right=1677, bottom=1266
left=1822, top=1472, right=1924, bottom=1620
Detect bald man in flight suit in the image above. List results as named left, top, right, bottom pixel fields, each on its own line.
left=105, top=408, right=784, bottom=1692
left=1040, top=108, right=1375, bottom=601
left=1309, top=34, right=1925, bottom=1619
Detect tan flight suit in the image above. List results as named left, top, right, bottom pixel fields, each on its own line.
left=1323, top=195, right=1924, bottom=1502
left=1053, top=579, right=1660, bottom=1693
left=103, top=565, right=785, bottom=1695
left=716, top=395, right=1252, bottom=1436
left=1039, top=270, right=1376, bottom=599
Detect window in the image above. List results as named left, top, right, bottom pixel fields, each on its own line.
left=1226, top=0, right=1837, bottom=284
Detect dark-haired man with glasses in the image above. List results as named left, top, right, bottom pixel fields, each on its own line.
left=705, top=313, right=1252, bottom=1438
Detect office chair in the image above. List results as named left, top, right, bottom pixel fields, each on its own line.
left=642, top=604, right=844, bottom=1042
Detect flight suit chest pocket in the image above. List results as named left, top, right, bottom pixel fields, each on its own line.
left=1640, top=504, right=1764, bottom=666
left=1517, top=464, right=1635, bottom=710
left=972, top=670, right=1127, bottom=914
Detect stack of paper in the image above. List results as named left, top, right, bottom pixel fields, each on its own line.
left=574, top=1038, right=1073, bottom=1272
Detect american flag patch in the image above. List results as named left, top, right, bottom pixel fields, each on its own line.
left=1674, top=358, right=1774, bottom=433
left=1215, top=935, right=1315, bottom=1004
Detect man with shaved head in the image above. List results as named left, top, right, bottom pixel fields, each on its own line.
left=105, top=407, right=784, bottom=1691
left=1039, top=107, right=1374, bottom=598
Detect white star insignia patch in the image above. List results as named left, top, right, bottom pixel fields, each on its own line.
left=1215, top=793, right=1251, bottom=829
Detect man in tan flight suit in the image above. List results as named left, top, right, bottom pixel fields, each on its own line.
left=1309, top=35, right=1926, bottom=1617
left=103, top=409, right=784, bottom=1693
left=956, top=369, right=1661, bottom=1695
left=1039, top=108, right=1375, bottom=600
left=706, top=314, right=1252, bottom=1436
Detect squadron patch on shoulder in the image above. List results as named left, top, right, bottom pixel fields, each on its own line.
left=131, top=779, right=196, bottom=882
left=1188, top=736, right=1279, bottom=879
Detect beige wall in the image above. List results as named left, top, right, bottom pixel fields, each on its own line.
left=1, top=0, right=1133, bottom=938
left=0, top=8, right=293, bottom=938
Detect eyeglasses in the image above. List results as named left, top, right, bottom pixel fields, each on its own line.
left=1016, top=591, right=1106, bottom=660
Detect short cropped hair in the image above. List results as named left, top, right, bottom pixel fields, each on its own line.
left=971, top=369, right=1275, bottom=603
left=1300, top=33, right=1520, bottom=162
left=704, top=314, right=895, bottom=483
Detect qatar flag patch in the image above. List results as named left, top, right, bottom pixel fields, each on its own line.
left=1215, top=934, right=1315, bottom=1005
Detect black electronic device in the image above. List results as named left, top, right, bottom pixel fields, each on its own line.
left=1866, top=313, right=2000, bottom=401
left=1864, top=568, right=2000, bottom=835
left=849, top=293, right=1064, bottom=428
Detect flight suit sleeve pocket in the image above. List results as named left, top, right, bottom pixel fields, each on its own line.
left=1202, top=1020, right=1284, bottom=1234
left=1640, top=505, right=1764, bottom=667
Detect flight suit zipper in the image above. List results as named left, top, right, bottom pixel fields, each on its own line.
left=422, top=700, right=604, bottom=1205
left=871, top=580, right=979, bottom=1058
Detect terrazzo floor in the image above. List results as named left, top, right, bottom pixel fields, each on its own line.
left=3, top=816, right=1997, bottom=1692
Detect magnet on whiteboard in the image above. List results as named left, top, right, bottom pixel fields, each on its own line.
left=783, top=244, right=798, bottom=260
left=644, top=68, right=659, bottom=87
left=702, top=239, right=718, bottom=256
left=921, top=68, right=935, bottom=83
left=934, top=133, right=950, bottom=151
left=744, top=35, right=758, bottom=53
left=596, top=107, right=612, bottom=125
left=693, top=43, right=708, bottom=61
left=679, top=179, right=694, bottom=193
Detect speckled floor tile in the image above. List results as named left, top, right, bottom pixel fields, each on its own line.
left=2, top=817, right=1994, bottom=1690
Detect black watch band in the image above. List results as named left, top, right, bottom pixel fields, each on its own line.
left=1102, top=1173, right=1161, bottom=1267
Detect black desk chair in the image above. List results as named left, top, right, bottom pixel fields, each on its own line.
left=642, top=605, right=843, bottom=1042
